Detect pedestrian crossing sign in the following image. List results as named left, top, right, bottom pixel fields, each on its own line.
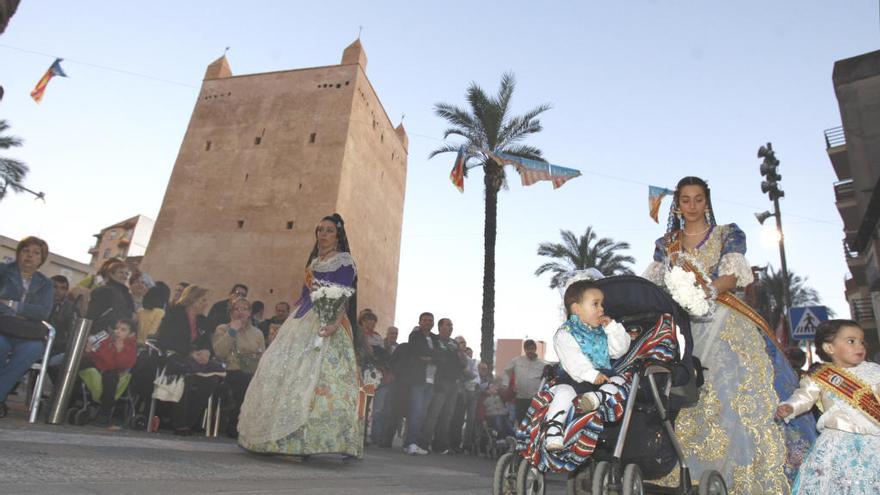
left=789, top=306, right=828, bottom=341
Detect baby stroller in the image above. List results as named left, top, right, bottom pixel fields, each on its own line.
left=492, top=275, right=725, bottom=495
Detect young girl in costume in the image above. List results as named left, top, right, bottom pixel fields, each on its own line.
left=543, top=274, right=632, bottom=451
left=776, top=320, right=880, bottom=494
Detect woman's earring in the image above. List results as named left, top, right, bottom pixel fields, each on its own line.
left=705, top=209, right=712, bottom=225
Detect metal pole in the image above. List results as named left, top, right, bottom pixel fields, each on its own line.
left=47, top=317, right=92, bottom=425
left=774, top=196, right=793, bottom=338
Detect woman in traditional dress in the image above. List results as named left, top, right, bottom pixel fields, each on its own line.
left=238, top=213, right=364, bottom=458
left=644, top=176, right=815, bottom=494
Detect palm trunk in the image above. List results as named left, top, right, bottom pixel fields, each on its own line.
left=480, top=165, right=501, bottom=369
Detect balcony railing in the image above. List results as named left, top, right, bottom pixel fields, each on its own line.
left=844, top=237, right=859, bottom=259
left=851, top=296, right=875, bottom=322
left=824, top=126, right=846, bottom=149
left=834, top=179, right=855, bottom=202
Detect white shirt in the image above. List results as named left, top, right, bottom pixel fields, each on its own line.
left=554, top=320, right=631, bottom=384
left=505, top=355, right=548, bottom=399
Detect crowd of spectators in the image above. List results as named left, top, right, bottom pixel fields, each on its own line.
left=0, top=236, right=549, bottom=454
left=364, top=311, right=548, bottom=456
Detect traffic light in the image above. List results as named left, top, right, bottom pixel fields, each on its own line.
left=758, top=142, right=784, bottom=200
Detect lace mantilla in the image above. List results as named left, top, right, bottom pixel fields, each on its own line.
left=718, top=253, right=753, bottom=288
left=312, top=252, right=357, bottom=275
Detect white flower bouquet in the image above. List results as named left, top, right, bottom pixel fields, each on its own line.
left=311, top=281, right=355, bottom=350
left=662, top=255, right=715, bottom=317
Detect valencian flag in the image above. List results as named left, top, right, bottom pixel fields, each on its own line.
left=30, top=58, right=68, bottom=103
left=449, top=146, right=469, bottom=193
left=648, top=185, right=675, bottom=223
left=488, top=151, right=581, bottom=189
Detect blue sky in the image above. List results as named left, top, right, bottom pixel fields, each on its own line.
left=1, top=1, right=877, bottom=355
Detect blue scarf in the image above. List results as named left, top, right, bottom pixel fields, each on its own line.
left=565, top=314, right=610, bottom=369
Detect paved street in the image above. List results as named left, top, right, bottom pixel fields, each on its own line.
left=0, top=407, right=566, bottom=495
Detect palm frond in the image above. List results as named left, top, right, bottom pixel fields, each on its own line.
left=499, top=144, right=545, bottom=162
left=428, top=143, right=464, bottom=160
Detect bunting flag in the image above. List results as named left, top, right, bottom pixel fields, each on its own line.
left=488, top=151, right=582, bottom=189
left=447, top=147, right=582, bottom=191
left=30, top=58, right=68, bottom=103
left=449, top=146, right=468, bottom=193
left=648, top=185, right=675, bottom=223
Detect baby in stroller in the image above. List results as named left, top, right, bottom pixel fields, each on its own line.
left=543, top=279, right=632, bottom=451
left=515, top=272, right=680, bottom=474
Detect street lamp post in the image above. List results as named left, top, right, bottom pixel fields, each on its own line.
left=756, top=142, right=792, bottom=338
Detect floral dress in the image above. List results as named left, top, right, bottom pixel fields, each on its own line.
left=781, top=362, right=880, bottom=495
left=237, top=252, right=364, bottom=457
left=644, top=224, right=816, bottom=494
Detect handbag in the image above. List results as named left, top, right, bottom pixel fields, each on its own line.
left=0, top=314, right=48, bottom=340
left=152, top=366, right=185, bottom=402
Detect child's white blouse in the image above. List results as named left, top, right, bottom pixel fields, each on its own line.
left=553, top=320, right=631, bottom=384
left=782, top=361, right=880, bottom=436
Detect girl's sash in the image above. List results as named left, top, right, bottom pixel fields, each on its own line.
left=812, top=364, right=880, bottom=426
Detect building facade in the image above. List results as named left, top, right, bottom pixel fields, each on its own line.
left=1, top=234, right=93, bottom=286
left=141, top=41, right=408, bottom=325
left=825, top=49, right=880, bottom=355
left=88, top=215, right=155, bottom=269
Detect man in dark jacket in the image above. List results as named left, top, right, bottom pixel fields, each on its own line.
left=206, top=283, right=247, bottom=331
left=401, top=312, right=437, bottom=455
left=421, top=318, right=466, bottom=453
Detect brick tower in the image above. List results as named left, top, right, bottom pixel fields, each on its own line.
left=142, top=40, right=408, bottom=326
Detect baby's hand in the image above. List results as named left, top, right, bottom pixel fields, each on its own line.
left=593, top=373, right=608, bottom=385
left=598, top=316, right=613, bottom=327
left=775, top=404, right=793, bottom=420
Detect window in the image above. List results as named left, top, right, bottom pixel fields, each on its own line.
left=244, top=173, right=249, bottom=182
left=254, top=137, right=262, bottom=145
left=108, top=230, right=118, bottom=240
left=103, top=248, right=111, bottom=259
left=205, top=140, right=212, bottom=151
left=381, top=134, right=384, bottom=143
left=345, top=81, right=350, bottom=85
left=286, top=221, right=294, bottom=230
left=237, top=220, right=244, bottom=229
left=336, top=84, right=341, bottom=89
left=309, top=133, right=316, bottom=143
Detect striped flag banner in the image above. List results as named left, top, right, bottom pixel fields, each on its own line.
left=30, top=58, right=68, bottom=103
left=449, top=146, right=469, bottom=192
left=648, top=185, right=675, bottom=223
left=488, top=152, right=582, bottom=189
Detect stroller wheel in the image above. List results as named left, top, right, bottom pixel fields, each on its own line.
left=127, top=415, right=147, bottom=430
left=622, top=464, right=644, bottom=495
left=492, top=452, right=519, bottom=495
left=591, top=461, right=612, bottom=495
left=73, top=408, right=91, bottom=426
left=516, top=458, right=545, bottom=495
left=66, top=407, right=78, bottom=425
left=565, top=462, right=592, bottom=495
left=698, top=470, right=727, bottom=495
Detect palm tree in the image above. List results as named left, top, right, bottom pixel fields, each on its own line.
left=0, top=119, right=28, bottom=201
left=535, top=227, right=635, bottom=289
left=760, top=265, right=830, bottom=330
left=430, top=73, right=550, bottom=367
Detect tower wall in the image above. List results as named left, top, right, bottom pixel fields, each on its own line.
left=143, top=54, right=406, bottom=325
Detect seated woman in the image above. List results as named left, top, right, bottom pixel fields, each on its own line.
left=85, top=260, right=135, bottom=335
left=212, top=298, right=265, bottom=438
left=155, top=285, right=221, bottom=435
left=0, top=236, right=54, bottom=418
left=80, top=319, right=137, bottom=426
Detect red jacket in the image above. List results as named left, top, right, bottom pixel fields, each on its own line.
left=89, top=336, right=137, bottom=372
